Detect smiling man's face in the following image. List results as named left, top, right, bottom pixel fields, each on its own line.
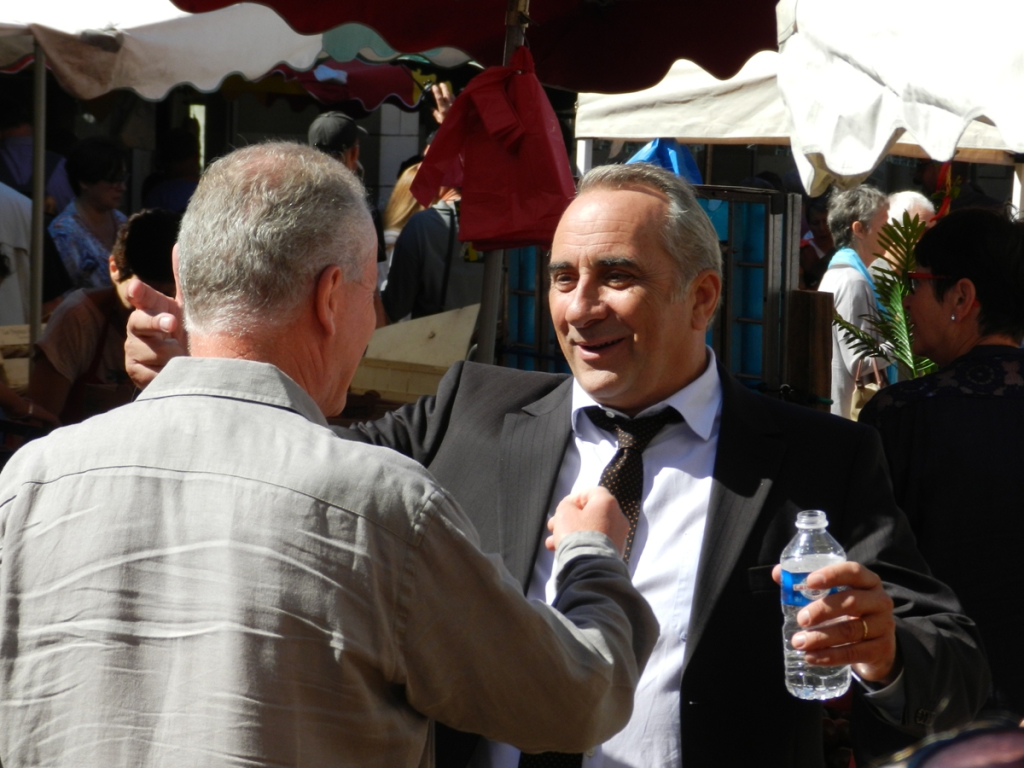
left=549, top=186, right=708, bottom=416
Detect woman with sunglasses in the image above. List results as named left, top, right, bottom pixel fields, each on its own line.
left=859, top=207, right=1024, bottom=718
left=48, top=136, right=128, bottom=290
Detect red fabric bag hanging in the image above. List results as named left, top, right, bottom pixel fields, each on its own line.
left=411, top=46, right=576, bottom=251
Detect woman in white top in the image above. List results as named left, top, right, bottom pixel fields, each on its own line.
left=818, top=185, right=889, bottom=419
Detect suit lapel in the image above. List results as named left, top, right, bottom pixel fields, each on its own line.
left=683, top=368, right=785, bottom=673
left=498, top=378, right=575, bottom=588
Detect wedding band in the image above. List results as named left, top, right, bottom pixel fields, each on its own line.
left=861, top=618, right=869, bottom=642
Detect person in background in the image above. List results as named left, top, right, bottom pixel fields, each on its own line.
left=142, top=126, right=200, bottom=213
left=915, top=160, right=1004, bottom=212
left=379, top=181, right=476, bottom=323
left=0, top=381, right=58, bottom=430
left=886, top=190, right=935, bottom=230
left=0, top=180, right=32, bottom=325
left=0, top=254, right=59, bottom=428
left=860, top=208, right=1024, bottom=718
left=379, top=162, right=426, bottom=291
left=0, top=142, right=657, bottom=767
left=0, top=95, right=74, bottom=216
left=872, top=191, right=937, bottom=282
left=309, top=111, right=388, bottom=325
left=30, top=209, right=178, bottom=424
left=800, top=193, right=836, bottom=289
left=48, top=137, right=128, bottom=290
left=819, top=185, right=890, bottom=418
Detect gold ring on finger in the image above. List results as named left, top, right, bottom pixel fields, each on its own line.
left=861, top=618, right=869, bottom=642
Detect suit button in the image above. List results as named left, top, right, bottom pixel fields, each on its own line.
left=585, top=748, right=596, bottom=757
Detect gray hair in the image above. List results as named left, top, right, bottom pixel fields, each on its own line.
left=827, top=185, right=887, bottom=249
left=887, top=190, right=935, bottom=226
left=178, top=142, right=374, bottom=336
left=577, top=163, right=722, bottom=296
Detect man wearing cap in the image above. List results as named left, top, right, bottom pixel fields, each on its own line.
left=309, top=111, right=387, bottom=323
left=308, top=111, right=367, bottom=175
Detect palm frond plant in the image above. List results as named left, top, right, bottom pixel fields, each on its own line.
left=832, top=212, right=938, bottom=380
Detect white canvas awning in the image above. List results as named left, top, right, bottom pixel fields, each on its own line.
left=1, top=0, right=328, bottom=343
left=775, top=0, right=1024, bottom=196
left=576, top=50, right=1018, bottom=184
left=0, top=0, right=323, bottom=101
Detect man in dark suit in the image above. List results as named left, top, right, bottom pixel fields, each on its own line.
left=122, top=163, right=988, bottom=768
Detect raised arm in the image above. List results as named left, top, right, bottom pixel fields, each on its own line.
left=400, top=486, right=657, bottom=754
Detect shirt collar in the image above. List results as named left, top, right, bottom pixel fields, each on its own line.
left=137, top=356, right=329, bottom=427
left=570, top=347, right=722, bottom=442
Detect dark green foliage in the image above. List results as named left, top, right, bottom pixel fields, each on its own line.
left=832, top=212, right=938, bottom=380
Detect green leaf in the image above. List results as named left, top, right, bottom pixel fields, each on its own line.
left=834, top=212, right=936, bottom=379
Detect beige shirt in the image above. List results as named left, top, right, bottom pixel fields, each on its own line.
left=0, top=356, right=656, bottom=768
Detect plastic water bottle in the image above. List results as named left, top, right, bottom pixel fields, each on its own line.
left=780, top=510, right=851, bottom=700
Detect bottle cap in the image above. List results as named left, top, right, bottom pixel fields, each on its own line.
left=795, top=510, right=828, bottom=529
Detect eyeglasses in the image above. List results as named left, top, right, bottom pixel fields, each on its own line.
left=906, top=271, right=950, bottom=294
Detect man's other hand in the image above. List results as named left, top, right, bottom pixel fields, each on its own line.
left=546, top=487, right=629, bottom=557
left=772, top=561, right=899, bottom=685
left=125, top=277, right=187, bottom=389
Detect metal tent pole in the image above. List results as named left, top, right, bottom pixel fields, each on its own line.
left=1013, top=156, right=1024, bottom=214
left=473, top=0, right=530, bottom=365
left=576, top=139, right=593, bottom=176
left=29, top=40, right=46, bottom=348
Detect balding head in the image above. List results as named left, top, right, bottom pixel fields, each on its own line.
left=178, top=142, right=375, bottom=338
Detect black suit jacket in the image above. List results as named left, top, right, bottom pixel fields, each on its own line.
left=347, top=361, right=989, bottom=768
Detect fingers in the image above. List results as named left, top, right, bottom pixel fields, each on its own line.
left=794, top=614, right=893, bottom=654
left=124, top=274, right=187, bottom=390
left=787, top=561, right=898, bottom=684
left=126, top=277, right=178, bottom=315
left=125, top=307, right=187, bottom=389
left=794, top=618, right=898, bottom=683
left=796, top=564, right=893, bottom=629
left=805, top=560, right=881, bottom=591
left=547, top=487, right=627, bottom=556
left=127, top=308, right=179, bottom=340
left=431, top=81, right=454, bottom=124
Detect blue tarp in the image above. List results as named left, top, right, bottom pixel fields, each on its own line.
left=626, top=138, right=702, bottom=184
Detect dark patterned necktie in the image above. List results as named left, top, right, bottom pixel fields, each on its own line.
left=517, top=406, right=682, bottom=768
left=585, top=406, right=683, bottom=563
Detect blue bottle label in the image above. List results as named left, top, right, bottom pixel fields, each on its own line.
left=781, top=570, right=838, bottom=606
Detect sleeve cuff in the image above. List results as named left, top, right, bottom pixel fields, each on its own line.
left=854, top=667, right=906, bottom=724
left=553, top=531, right=621, bottom=583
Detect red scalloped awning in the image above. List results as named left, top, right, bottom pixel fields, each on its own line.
left=169, top=0, right=777, bottom=93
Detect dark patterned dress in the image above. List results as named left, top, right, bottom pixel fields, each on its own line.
left=859, top=345, right=1024, bottom=715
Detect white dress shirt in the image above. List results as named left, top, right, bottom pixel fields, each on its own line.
left=473, top=349, right=723, bottom=768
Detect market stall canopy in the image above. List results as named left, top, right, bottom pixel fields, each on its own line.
left=576, top=50, right=1015, bottom=177
left=0, top=0, right=323, bottom=100
left=775, top=0, right=1024, bottom=196
left=170, top=0, right=778, bottom=93
left=263, top=59, right=421, bottom=112
left=321, top=24, right=473, bottom=69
